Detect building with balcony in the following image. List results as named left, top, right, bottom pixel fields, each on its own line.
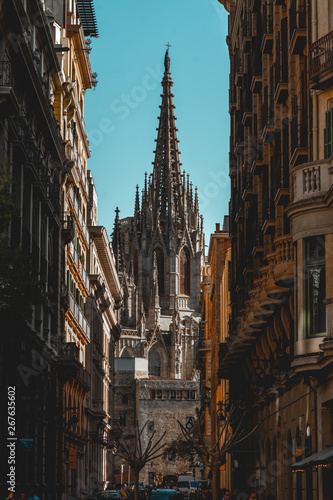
left=111, top=49, right=204, bottom=486
left=0, top=0, right=71, bottom=497
left=219, top=0, right=333, bottom=498
left=0, top=0, right=105, bottom=498
left=85, top=171, right=123, bottom=493
left=46, top=0, right=99, bottom=496
left=200, top=221, right=231, bottom=493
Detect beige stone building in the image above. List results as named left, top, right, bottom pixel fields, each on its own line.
left=201, top=221, right=231, bottom=492
left=85, top=172, right=123, bottom=493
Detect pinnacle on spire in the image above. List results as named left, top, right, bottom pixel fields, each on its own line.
left=150, top=48, right=183, bottom=228
left=134, top=184, right=140, bottom=221
left=144, top=172, right=148, bottom=196
left=111, top=207, right=125, bottom=274
left=194, top=186, right=199, bottom=211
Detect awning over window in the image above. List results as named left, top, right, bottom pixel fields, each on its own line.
left=77, top=0, right=99, bottom=37
left=291, top=446, right=333, bottom=470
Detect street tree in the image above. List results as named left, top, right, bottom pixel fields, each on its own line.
left=110, top=420, right=167, bottom=500
left=167, top=404, right=258, bottom=500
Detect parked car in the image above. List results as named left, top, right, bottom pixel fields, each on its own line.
left=177, top=476, right=195, bottom=499
left=150, top=489, right=181, bottom=500
left=100, top=491, right=121, bottom=499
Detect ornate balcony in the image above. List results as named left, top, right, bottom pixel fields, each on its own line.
left=268, top=235, right=294, bottom=288
left=309, top=30, right=333, bottom=89
left=292, top=158, right=332, bottom=204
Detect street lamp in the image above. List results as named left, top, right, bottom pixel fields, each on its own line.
left=63, top=407, right=79, bottom=428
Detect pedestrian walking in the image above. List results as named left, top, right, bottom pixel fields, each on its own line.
left=4, top=493, right=14, bottom=500
left=221, top=489, right=231, bottom=500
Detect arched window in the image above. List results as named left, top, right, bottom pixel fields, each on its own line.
left=180, top=247, right=190, bottom=295
left=121, top=348, right=131, bottom=358
left=154, top=247, right=164, bottom=295
left=148, top=348, right=161, bottom=377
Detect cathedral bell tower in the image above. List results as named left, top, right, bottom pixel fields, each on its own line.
left=112, top=48, right=204, bottom=326
left=112, top=48, right=204, bottom=380
left=112, top=50, right=203, bottom=483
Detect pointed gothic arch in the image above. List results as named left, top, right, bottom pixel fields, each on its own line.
left=121, top=347, right=133, bottom=358
left=153, top=247, right=164, bottom=295
left=148, top=346, right=161, bottom=377
left=180, top=246, right=190, bottom=296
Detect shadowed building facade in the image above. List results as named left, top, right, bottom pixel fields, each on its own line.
left=218, top=0, right=333, bottom=499
left=112, top=50, right=204, bottom=485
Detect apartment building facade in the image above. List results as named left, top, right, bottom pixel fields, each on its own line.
left=201, top=221, right=231, bottom=494
left=0, top=1, right=122, bottom=498
left=219, top=0, right=333, bottom=498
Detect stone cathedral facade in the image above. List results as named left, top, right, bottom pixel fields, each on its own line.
left=111, top=50, right=204, bottom=485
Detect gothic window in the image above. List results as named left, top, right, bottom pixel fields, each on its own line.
left=149, top=421, right=154, bottom=432
left=154, top=247, right=164, bottom=295
left=148, top=348, right=161, bottom=377
left=121, top=348, right=131, bottom=358
left=168, top=451, right=176, bottom=462
left=133, top=249, right=139, bottom=287
left=180, top=247, right=190, bottom=295
left=122, top=395, right=128, bottom=404
left=120, top=414, right=127, bottom=426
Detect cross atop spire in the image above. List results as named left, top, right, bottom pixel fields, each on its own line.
left=164, top=45, right=171, bottom=73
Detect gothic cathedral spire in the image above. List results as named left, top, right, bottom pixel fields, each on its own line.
left=150, top=48, right=184, bottom=230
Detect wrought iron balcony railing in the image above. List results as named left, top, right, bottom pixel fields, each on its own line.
left=0, top=61, right=11, bottom=86
left=309, top=30, right=333, bottom=79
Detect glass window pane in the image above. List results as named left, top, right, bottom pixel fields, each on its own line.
left=305, top=236, right=326, bottom=337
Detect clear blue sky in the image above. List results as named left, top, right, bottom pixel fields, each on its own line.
left=85, top=0, right=230, bottom=243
